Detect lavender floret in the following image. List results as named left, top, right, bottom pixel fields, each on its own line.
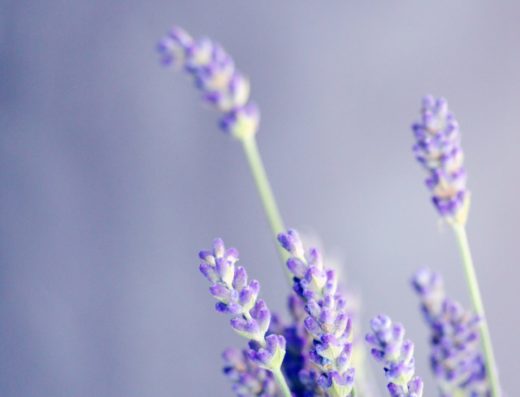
left=199, top=239, right=286, bottom=371
left=412, top=268, right=489, bottom=396
left=278, top=229, right=355, bottom=397
left=158, top=26, right=259, bottom=140
left=412, top=95, right=469, bottom=224
left=366, top=314, right=424, bottom=397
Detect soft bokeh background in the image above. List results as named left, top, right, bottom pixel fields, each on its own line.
left=1, top=1, right=518, bottom=396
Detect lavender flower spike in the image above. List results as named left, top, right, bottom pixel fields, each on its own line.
left=412, top=268, right=489, bottom=396
left=412, top=95, right=469, bottom=224
left=199, top=239, right=292, bottom=397
left=278, top=229, right=355, bottom=397
left=199, top=238, right=285, bottom=371
left=366, top=315, right=424, bottom=397
left=158, top=26, right=259, bottom=141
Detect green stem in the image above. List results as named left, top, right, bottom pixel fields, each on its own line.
left=241, top=136, right=290, bottom=276
left=452, top=223, right=501, bottom=397
left=272, top=367, right=293, bottom=397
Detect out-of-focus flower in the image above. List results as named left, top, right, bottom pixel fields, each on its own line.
left=278, top=229, right=355, bottom=397
left=366, top=314, right=424, bottom=397
left=158, top=26, right=259, bottom=140
left=411, top=95, right=469, bottom=224
left=222, top=347, right=279, bottom=397
left=412, top=268, right=489, bottom=396
left=199, top=238, right=286, bottom=371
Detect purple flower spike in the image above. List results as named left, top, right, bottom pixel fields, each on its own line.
left=222, top=347, right=278, bottom=396
left=277, top=229, right=355, bottom=397
left=411, top=95, right=469, bottom=224
left=366, top=314, right=424, bottom=397
left=412, top=268, right=489, bottom=396
left=198, top=239, right=286, bottom=371
left=158, top=26, right=259, bottom=140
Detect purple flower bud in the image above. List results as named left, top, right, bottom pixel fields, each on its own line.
left=232, top=265, right=248, bottom=291
left=157, top=26, right=193, bottom=68
left=219, top=102, right=259, bottom=140
left=277, top=229, right=305, bottom=259
left=286, top=257, right=307, bottom=278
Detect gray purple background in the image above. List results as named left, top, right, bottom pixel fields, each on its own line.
left=1, top=1, right=519, bottom=396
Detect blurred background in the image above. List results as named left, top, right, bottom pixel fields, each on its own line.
left=1, top=1, right=519, bottom=396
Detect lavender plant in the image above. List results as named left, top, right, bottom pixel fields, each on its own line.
left=157, top=25, right=504, bottom=397
left=411, top=96, right=501, bottom=396
left=412, top=268, right=489, bottom=396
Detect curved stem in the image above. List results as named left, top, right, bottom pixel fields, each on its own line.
left=241, top=136, right=290, bottom=278
left=452, top=223, right=501, bottom=397
left=272, top=367, right=293, bottom=397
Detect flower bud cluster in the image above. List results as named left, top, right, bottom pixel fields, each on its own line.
left=412, top=268, right=489, bottom=396
left=412, top=95, right=469, bottom=223
left=158, top=26, right=259, bottom=140
left=366, top=315, right=424, bottom=397
left=199, top=238, right=285, bottom=370
left=278, top=230, right=355, bottom=397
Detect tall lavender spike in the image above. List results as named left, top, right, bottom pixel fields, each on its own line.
left=277, top=229, right=355, bottom=397
left=412, top=95, right=469, bottom=224
left=222, top=347, right=279, bottom=397
left=199, top=239, right=285, bottom=370
left=366, top=315, right=424, bottom=397
left=158, top=26, right=259, bottom=140
left=199, top=239, right=292, bottom=397
left=412, top=268, right=489, bottom=396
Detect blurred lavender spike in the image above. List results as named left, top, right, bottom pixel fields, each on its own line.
left=158, top=26, right=259, bottom=140
left=412, top=268, right=490, bottom=396
left=222, top=347, right=279, bottom=397
left=366, top=314, right=424, bottom=397
left=278, top=229, right=355, bottom=397
left=412, top=95, right=469, bottom=224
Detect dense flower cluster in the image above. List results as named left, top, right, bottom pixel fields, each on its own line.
left=278, top=229, right=355, bottom=397
left=412, top=268, right=489, bottom=396
left=158, top=26, right=259, bottom=140
left=366, top=315, right=424, bottom=397
left=412, top=95, right=469, bottom=223
left=199, top=238, right=286, bottom=371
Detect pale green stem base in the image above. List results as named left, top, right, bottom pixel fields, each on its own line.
left=241, top=136, right=290, bottom=278
left=452, top=223, right=501, bottom=397
left=272, top=368, right=292, bottom=397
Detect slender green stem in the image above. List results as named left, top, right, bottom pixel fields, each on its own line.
left=452, top=223, right=501, bottom=397
left=241, top=136, right=290, bottom=276
left=272, top=367, right=293, bottom=397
